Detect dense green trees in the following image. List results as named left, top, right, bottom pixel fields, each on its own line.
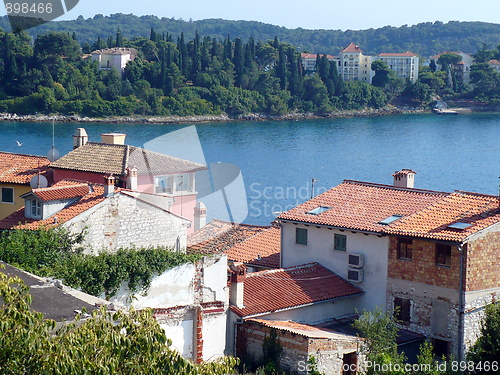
left=0, top=29, right=390, bottom=117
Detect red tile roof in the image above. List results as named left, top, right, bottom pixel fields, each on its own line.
left=226, top=225, right=281, bottom=268
left=187, top=219, right=269, bottom=255
left=489, top=59, right=500, bottom=66
left=385, top=191, right=500, bottom=241
left=230, top=263, right=363, bottom=318
left=379, top=52, right=417, bottom=57
left=0, top=152, right=52, bottom=185
left=301, top=53, right=336, bottom=60
left=430, top=51, right=463, bottom=60
left=248, top=319, right=359, bottom=340
left=277, top=180, right=448, bottom=233
left=341, top=43, right=362, bottom=53
left=0, top=182, right=108, bottom=230
left=24, top=184, right=90, bottom=202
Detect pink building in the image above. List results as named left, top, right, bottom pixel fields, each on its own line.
left=50, top=129, right=207, bottom=233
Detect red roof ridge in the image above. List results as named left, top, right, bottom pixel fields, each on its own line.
left=0, top=151, right=49, bottom=159
left=246, top=262, right=321, bottom=278
left=342, top=179, right=450, bottom=195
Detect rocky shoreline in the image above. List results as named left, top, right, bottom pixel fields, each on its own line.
left=0, top=106, right=430, bottom=124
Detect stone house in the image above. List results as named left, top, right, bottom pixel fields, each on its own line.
left=0, top=152, right=52, bottom=220
left=50, top=129, right=207, bottom=233
left=275, top=169, right=500, bottom=361
left=0, top=178, right=189, bottom=253
left=227, top=262, right=364, bottom=373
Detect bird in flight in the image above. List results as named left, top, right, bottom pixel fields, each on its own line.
left=16, top=141, right=22, bottom=146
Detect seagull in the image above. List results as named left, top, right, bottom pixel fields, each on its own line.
left=16, top=141, right=22, bottom=146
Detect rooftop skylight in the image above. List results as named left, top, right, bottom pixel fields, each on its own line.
left=378, top=214, right=403, bottom=225
left=306, top=206, right=331, bottom=215
left=447, top=222, right=473, bottom=230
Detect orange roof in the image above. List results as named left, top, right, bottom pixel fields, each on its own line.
left=489, top=59, right=500, bottom=66
left=379, top=51, right=417, bottom=57
left=248, top=319, right=359, bottom=340
left=393, top=169, right=416, bottom=177
left=341, top=43, right=362, bottom=53
left=385, top=191, right=500, bottom=241
left=226, top=225, right=281, bottom=268
left=24, top=184, right=90, bottom=202
left=430, top=51, right=464, bottom=60
left=230, top=263, right=363, bottom=318
left=187, top=219, right=269, bottom=255
left=0, top=152, right=52, bottom=185
left=301, top=53, right=336, bottom=60
left=0, top=182, right=108, bottom=230
left=277, top=180, right=448, bottom=233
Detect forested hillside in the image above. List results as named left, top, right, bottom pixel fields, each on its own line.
left=1, top=14, right=499, bottom=56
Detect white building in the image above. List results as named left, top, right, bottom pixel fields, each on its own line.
left=91, top=48, right=138, bottom=76
left=430, top=51, right=475, bottom=84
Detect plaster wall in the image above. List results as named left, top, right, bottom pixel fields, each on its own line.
left=281, top=222, right=388, bottom=312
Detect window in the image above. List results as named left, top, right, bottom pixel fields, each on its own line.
left=307, top=206, right=330, bottom=215
left=394, top=297, right=412, bottom=322
left=29, top=199, right=42, bottom=218
left=1, top=187, right=14, bottom=203
left=155, top=176, right=173, bottom=194
left=436, top=244, right=452, bottom=267
left=397, top=238, right=413, bottom=260
left=296, top=228, right=308, bottom=245
left=334, top=233, right=347, bottom=251
left=432, top=339, right=450, bottom=358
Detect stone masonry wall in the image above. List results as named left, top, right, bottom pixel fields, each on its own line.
left=238, top=321, right=360, bottom=375
left=466, top=227, right=500, bottom=291
left=388, top=237, right=460, bottom=289
left=65, top=193, right=188, bottom=254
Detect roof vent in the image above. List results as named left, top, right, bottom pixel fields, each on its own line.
left=447, top=222, right=472, bottom=230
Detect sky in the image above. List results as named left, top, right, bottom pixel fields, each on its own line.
left=1, top=0, right=499, bottom=30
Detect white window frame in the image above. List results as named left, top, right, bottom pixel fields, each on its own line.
left=29, top=199, right=42, bottom=218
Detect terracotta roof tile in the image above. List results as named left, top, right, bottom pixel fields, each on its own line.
left=0, top=184, right=108, bottom=230
left=341, top=43, right=362, bottom=53
left=384, top=191, right=500, bottom=241
left=50, top=142, right=206, bottom=176
left=0, top=152, right=52, bottom=185
left=230, top=263, right=363, bottom=318
left=277, top=180, right=448, bottom=233
left=187, top=219, right=269, bottom=255
left=26, top=184, right=90, bottom=202
left=489, top=59, right=500, bottom=66
left=226, top=225, right=281, bottom=268
left=248, top=319, right=359, bottom=340
left=301, top=53, right=336, bottom=60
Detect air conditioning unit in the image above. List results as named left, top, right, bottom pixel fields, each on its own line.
left=348, top=253, right=364, bottom=268
left=347, top=268, right=363, bottom=283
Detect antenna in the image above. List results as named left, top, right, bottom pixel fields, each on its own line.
left=47, top=118, right=60, bottom=162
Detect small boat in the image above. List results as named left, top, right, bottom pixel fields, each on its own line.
left=435, top=108, right=458, bottom=115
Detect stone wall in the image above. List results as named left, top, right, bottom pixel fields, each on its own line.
left=64, top=192, right=189, bottom=253
left=238, top=320, right=361, bottom=375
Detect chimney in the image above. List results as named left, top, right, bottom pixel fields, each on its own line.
left=104, top=174, right=115, bottom=197
left=73, top=128, right=88, bottom=149
left=393, top=169, right=416, bottom=188
left=193, top=202, right=207, bottom=231
left=101, top=133, right=126, bottom=145
left=126, top=166, right=138, bottom=190
left=229, top=262, right=247, bottom=308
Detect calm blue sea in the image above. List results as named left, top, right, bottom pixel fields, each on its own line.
left=1, top=113, right=499, bottom=225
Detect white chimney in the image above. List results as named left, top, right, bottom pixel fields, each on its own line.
left=73, top=128, right=88, bottom=149
left=229, top=263, right=246, bottom=308
left=101, top=133, right=126, bottom=145
left=193, top=202, right=207, bottom=231
left=126, top=167, right=138, bottom=190
left=393, top=169, right=416, bottom=188
left=104, top=175, right=115, bottom=197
